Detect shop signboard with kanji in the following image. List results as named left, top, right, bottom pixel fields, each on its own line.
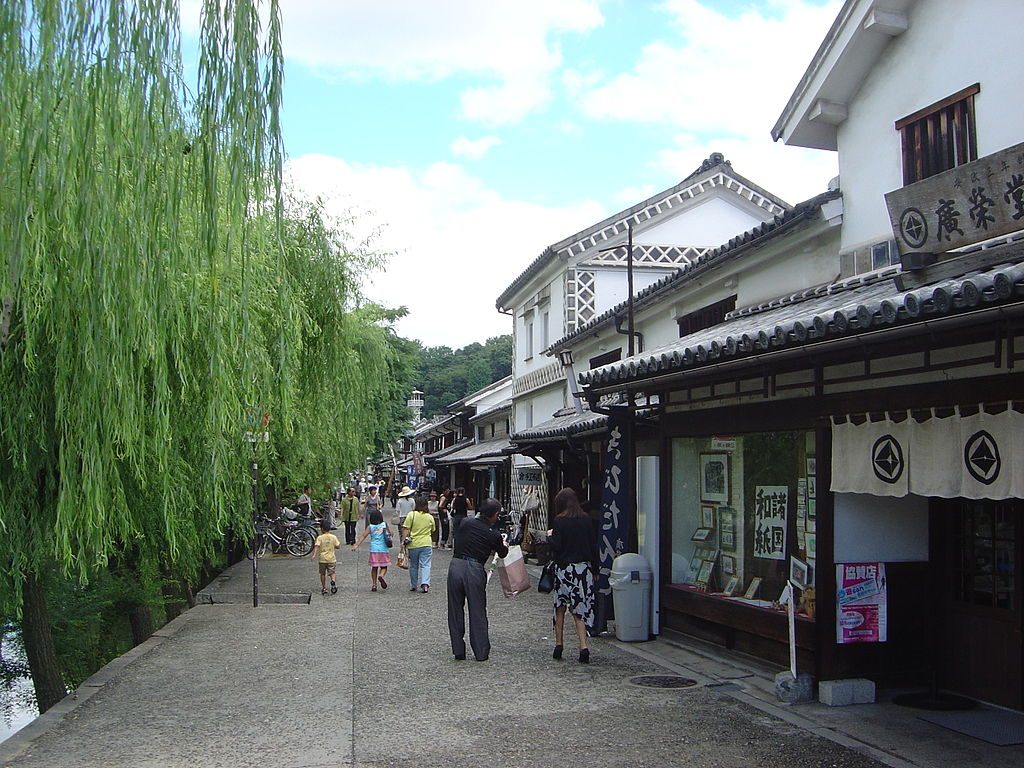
left=836, top=562, right=888, bottom=644
left=753, top=485, right=788, bottom=561
left=885, top=141, right=1024, bottom=255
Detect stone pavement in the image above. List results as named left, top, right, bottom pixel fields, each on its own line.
left=1, top=543, right=1021, bottom=768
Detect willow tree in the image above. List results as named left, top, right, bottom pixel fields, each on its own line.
left=0, top=0, right=287, bottom=711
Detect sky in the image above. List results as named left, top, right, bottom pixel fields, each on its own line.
left=187, top=0, right=845, bottom=349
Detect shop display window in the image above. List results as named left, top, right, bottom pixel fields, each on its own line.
left=670, top=431, right=816, bottom=617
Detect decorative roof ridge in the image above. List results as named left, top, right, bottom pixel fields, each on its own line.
left=495, top=154, right=790, bottom=310
left=544, top=188, right=841, bottom=353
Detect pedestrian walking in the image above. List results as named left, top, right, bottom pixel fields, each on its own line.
left=339, top=486, right=360, bottom=545
left=402, top=495, right=436, bottom=593
left=449, top=487, right=470, bottom=546
left=395, top=485, right=416, bottom=541
left=311, top=520, right=341, bottom=595
left=546, top=488, right=599, bottom=663
left=351, top=509, right=391, bottom=592
left=437, top=488, right=452, bottom=549
left=389, top=482, right=399, bottom=510
left=427, top=491, right=441, bottom=548
left=362, top=485, right=383, bottom=533
left=446, top=498, right=508, bottom=662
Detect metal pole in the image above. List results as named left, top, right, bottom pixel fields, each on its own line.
left=252, top=450, right=259, bottom=608
left=627, top=222, right=635, bottom=357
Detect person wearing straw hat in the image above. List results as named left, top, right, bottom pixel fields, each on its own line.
left=395, top=485, right=416, bottom=543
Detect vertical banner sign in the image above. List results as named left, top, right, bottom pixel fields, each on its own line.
left=594, top=416, right=632, bottom=633
left=836, top=562, right=888, bottom=643
left=753, top=486, right=788, bottom=560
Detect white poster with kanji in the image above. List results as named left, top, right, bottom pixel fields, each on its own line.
left=836, top=562, right=888, bottom=644
left=753, top=485, right=788, bottom=560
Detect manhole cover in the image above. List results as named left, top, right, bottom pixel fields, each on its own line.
left=628, top=675, right=699, bottom=689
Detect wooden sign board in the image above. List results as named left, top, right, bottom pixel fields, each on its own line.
left=885, top=141, right=1024, bottom=255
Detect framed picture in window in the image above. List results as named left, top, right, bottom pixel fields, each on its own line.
left=700, top=504, right=715, bottom=529
left=789, top=556, right=810, bottom=590
left=723, top=576, right=741, bottom=596
left=691, top=527, right=713, bottom=542
left=721, top=554, right=736, bottom=575
left=699, top=453, right=730, bottom=504
left=695, top=559, right=715, bottom=588
left=806, top=456, right=816, bottom=476
left=807, top=474, right=817, bottom=500
left=743, top=576, right=763, bottom=599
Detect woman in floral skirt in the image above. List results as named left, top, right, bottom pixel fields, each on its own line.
left=546, top=487, right=599, bottom=663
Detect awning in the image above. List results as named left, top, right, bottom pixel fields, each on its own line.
left=512, top=408, right=609, bottom=443
left=432, top=437, right=513, bottom=466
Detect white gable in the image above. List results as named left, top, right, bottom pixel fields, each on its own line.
left=634, top=194, right=772, bottom=249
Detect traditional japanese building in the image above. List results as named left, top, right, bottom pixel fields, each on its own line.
left=577, top=0, right=1024, bottom=709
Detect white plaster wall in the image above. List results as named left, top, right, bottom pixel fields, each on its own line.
left=836, top=0, right=1024, bottom=251
left=833, top=493, right=929, bottom=562
left=592, top=267, right=675, bottom=316
left=635, top=194, right=769, bottom=247
left=513, top=271, right=565, bottom=377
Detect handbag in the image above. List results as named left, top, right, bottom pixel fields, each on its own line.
left=396, top=549, right=409, bottom=569
left=537, top=560, right=556, bottom=593
left=382, top=525, right=393, bottom=549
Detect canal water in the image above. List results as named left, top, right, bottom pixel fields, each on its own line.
left=1, top=627, right=38, bottom=744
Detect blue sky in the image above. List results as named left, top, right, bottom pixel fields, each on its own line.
left=186, top=0, right=844, bottom=348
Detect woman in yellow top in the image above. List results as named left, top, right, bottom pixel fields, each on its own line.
left=401, top=495, right=437, bottom=593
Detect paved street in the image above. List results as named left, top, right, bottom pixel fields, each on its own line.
left=1, top=542, right=1020, bottom=767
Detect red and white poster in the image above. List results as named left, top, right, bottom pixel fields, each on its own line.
left=836, top=562, right=887, bottom=644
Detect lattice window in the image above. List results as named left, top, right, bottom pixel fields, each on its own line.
left=896, top=84, right=979, bottom=185
left=576, top=270, right=596, bottom=326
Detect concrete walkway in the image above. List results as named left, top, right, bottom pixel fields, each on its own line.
left=1, top=545, right=1021, bottom=767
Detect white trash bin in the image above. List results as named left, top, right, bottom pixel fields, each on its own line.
left=610, top=553, right=653, bottom=642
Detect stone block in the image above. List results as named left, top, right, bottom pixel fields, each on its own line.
left=851, top=678, right=876, bottom=704
left=819, top=678, right=875, bottom=706
left=774, top=671, right=814, bottom=704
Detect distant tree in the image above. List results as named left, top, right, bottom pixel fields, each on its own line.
left=412, top=335, right=511, bottom=417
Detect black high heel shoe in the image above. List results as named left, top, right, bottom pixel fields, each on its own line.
left=578, top=648, right=590, bottom=664
left=552, top=644, right=563, bottom=660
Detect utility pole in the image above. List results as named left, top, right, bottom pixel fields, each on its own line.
left=627, top=222, right=635, bottom=357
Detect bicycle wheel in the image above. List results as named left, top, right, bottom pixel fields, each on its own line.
left=246, top=532, right=269, bottom=560
left=285, top=527, right=314, bottom=557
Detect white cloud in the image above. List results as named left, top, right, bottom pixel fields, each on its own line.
left=285, top=154, right=605, bottom=348
left=187, top=0, right=604, bottom=125
left=450, top=135, right=502, bottom=160
left=577, top=0, right=842, bottom=200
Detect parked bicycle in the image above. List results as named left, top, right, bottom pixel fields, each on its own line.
left=247, top=514, right=315, bottom=558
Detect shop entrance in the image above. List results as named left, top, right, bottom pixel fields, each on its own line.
left=934, top=499, right=1023, bottom=709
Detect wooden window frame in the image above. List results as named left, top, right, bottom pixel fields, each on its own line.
left=677, top=295, right=737, bottom=338
left=895, top=83, right=979, bottom=185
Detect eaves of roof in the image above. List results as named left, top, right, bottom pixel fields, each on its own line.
left=432, top=437, right=513, bottom=465
left=469, top=401, right=512, bottom=424
left=495, top=154, right=790, bottom=311
left=545, top=189, right=841, bottom=354
left=580, top=239, right=1024, bottom=391
left=424, top=439, right=474, bottom=462
left=512, top=408, right=609, bottom=443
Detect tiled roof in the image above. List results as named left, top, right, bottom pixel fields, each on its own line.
left=495, top=154, right=789, bottom=310
left=546, top=189, right=841, bottom=354
left=424, top=439, right=473, bottom=462
left=512, top=408, right=609, bottom=442
left=580, top=243, right=1024, bottom=389
left=432, top=437, right=513, bottom=465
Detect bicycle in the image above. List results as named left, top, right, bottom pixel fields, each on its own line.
left=247, top=514, right=315, bottom=558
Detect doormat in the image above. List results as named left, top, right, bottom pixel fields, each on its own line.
left=918, top=710, right=1024, bottom=746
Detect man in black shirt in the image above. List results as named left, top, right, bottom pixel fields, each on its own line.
left=446, top=498, right=508, bottom=662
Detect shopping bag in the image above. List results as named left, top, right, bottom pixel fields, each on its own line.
left=496, top=545, right=531, bottom=598
left=396, top=549, right=409, bottom=569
